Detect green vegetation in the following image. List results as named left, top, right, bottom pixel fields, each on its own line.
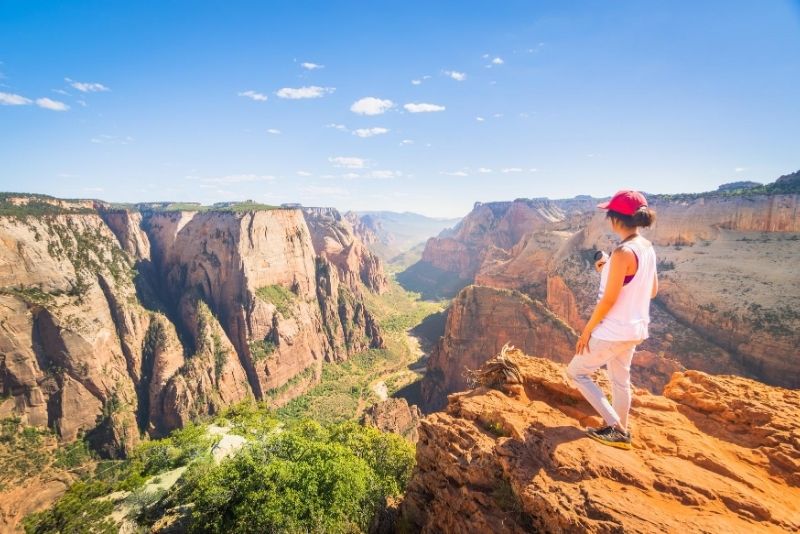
left=0, top=418, right=54, bottom=483
left=652, top=169, right=800, bottom=202
left=256, top=284, right=297, bottom=318
left=0, top=193, right=95, bottom=218
left=248, top=338, right=276, bottom=362
left=0, top=285, right=61, bottom=306
left=24, top=403, right=415, bottom=534
left=184, top=420, right=414, bottom=534
left=263, top=365, right=316, bottom=402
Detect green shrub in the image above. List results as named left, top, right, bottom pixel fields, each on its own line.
left=23, top=480, right=116, bottom=534
left=255, top=285, right=297, bottom=318
left=185, top=420, right=415, bottom=533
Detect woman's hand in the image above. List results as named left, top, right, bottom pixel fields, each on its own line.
left=576, top=330, right=591, bottom=355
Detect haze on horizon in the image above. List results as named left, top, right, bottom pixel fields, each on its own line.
left=1, top=0, right=799, bottom=218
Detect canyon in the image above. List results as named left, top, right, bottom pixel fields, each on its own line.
left=0, top=197, right=386, bottom=458
left=405, top=171, right=800, bottom=411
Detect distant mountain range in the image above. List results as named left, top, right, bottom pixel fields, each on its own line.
left=345, top=211, right=461, bottom=268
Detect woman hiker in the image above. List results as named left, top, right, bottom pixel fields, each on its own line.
left=566, top=190, right=658, bottom=450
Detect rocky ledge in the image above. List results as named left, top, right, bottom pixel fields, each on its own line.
left=401, top=345, right=800, bottom=533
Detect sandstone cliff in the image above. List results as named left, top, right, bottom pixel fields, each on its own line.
left=406, top=173, right=800, bottom=388
left=402, top=346, right=800, bottom=533
left=0, top=199, right=386, bottom=456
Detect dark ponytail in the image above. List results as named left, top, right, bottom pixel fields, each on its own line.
left=606, top=206, right=656, bottom=228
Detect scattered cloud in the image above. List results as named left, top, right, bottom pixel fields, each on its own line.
left=476, top=116, right=485, bottom=122
left=478, top=167, right=493, bottom=173
left=77, top=100, right=87, bottom=107
left=238, top=90, right=268, bottom=101
left=326, top=123, right=348, bottom=131
left=411, top=79, right=422, bottom=85
left=350, top=97, right=394, bottom=115
left=440, top=170, right=469, bottom=177
left=501, top=167, right=523, bottom=173
left=529, top=168, right=538, bottom=172
left=329, top=156, right=366, bottom=169
left=368, top=170, right=401, bottom=179
left=411, top=75, right=431, bottom=85
left=492, top=113, right=503, bottom=118
left=0, top=92, right=31, bottom=105
left=491, top=57, right=504, bottom=65
left=352, top=127, right=389, bottom=138
left=296, top=171, right=312, bottom=176
left=267, top=128, right=281, bottom=134
left=36, top=97, right=69, bottom=111
left=301, top=62, right=324, bottom=70
left=91, top=134, right=133, bottom=144
left=443, top=70, right=466, bottom=81
left=404, top=102, right=445, bottom=113
left=400, top=139, right=414, bottom=145
left=276, top=86, right=335, bottom=99
left=52, top=88, right=70, bottom=96
left=65, top=78, right=110, bottom=92
left=734, top=167, right=746, bottom=172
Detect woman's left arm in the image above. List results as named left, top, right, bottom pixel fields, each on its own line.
left=575, top=247, right=634, bottom=354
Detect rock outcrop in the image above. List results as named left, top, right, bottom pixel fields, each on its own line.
left=401, top=346, right=800, bottom=533
left=361, top=397, right=422, bottom=442
left=0, top=199, right=386, bottom=455
left=420, top=285, right=685, bottom=411
left=405, top=172, right=800, bottom=388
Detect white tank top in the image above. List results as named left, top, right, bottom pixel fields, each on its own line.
left=592, top=237, right=657, bottom=342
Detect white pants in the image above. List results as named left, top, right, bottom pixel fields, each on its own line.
left=566, top=337, right=640, bottom=431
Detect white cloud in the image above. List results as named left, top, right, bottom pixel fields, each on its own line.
left=91, top=134, right=133, bottom=144
left=350, top=97, right=394, bottom=115
left=36, top=97, right=69, bottom=111
left=301, top=62, right=324, bottom=70
left=0, top=92, right=31, bottom=105
left=411, top=79, right=422, bottom=85
left=238, top=90, right=268, bottom=101
left=400, top=139, right=414, bottom=145
left=501, top=167, right=523, bottom=173
left=341, top=172, right=360, bottom=179
left=443, top=70, right=466, bottom=81
left=326, top=123, right=348, bottom=131
left=440, top=171, right=469, bottom=177
left=734, top=167, right=746, bottom=172
left=529, top=168, right=538, bottom=172
left=478, top=167, right=493, bottom=173
left=492, top=113, right=503, bottom=118
left=77, top=99, right=87, bottom=107
left=296, top=171, right=312, bottom=176
left=491, top=57, right=504, bottom=65
left=267, top=128, right=281, bottom=134
left=329, top=156, right=366, bottom=169
left=66, top=78, right=110, bottom=92
left=404, top=102, right=445, bottom=113
left=476, top=116, right=485, bottom=122
left=276, top=86, right=335, bottom=99
left=352, top=127, right=389, bottom=138
left=369, top=170, right=401, bottom=179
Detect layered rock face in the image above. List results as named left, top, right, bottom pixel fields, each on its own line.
left=361, top=397, right=422, bottom=442
left=0, top=201, right=385, bottom=455
left=402, top=347, right=800, bottom=533
left=406, top=175, right=800, bottom=388
left=302, top=207, right=387, bottom=293
left=421, top=285, right=579, bottom=411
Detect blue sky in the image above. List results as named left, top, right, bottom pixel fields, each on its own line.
left=1, top=1, right=799, bottom=218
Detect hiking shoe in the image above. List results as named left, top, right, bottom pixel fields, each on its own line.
left=586, top=424, right=612, bottom=434
left=587, top=426, right=632, bottom=450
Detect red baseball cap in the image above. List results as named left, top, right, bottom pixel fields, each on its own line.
left=597, top=190, right=648, bottom=216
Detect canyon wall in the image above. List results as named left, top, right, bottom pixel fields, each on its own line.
left=408, top=172, right=800, bottom=391
left=0, top=201, right=385, bottom=455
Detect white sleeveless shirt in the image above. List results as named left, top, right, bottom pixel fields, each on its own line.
left=592, top=237, right=657, bottom=342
